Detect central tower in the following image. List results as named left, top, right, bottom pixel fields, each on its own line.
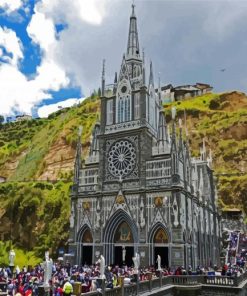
left=101, top=4, right=160, bottom=134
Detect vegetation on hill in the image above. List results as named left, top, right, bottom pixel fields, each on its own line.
left=0, top=91, right=246, bottom=264
left=0, top=95, right=99, bottom=181
left=165, top=91, right=247, bottom=215
left=0, top=180, right=71, bottom=265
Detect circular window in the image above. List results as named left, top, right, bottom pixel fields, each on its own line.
left=108, top=140, right=136, bottom=177
left=121, top=85, right=127, bottom=94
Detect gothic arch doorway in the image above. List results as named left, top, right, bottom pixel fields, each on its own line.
left=114, top=222, right=134, bottom=266
left=103, top=210, right=138, bottom=266
left=78, top=227, right=93, bottom=266
left=149, top=224, right=169, bottom=268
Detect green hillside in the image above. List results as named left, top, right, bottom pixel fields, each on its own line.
left=165, top=91, right=247, bottom=214
left=0, top=95, right=99, bottom=181
left=0, top=91, right=246, bottom=265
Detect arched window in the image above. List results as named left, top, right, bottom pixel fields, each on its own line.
left=82, top=229, right=93, bottom=243
left=114, top=222, right=133, bottom=243
left=154, top=228, right=168, bottom=244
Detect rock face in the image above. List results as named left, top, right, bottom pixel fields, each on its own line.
left=37, top=135, right=76, bottom=181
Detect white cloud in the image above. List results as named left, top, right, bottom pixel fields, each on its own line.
left=37, top=97, right=85, bottom=118
left=1, top=0, right=247, bottom=117
left=0, top=63, right=51, bottom=115
left=27, top=9, right=56, bottom=51
left=0, top=0, right=23, bottom=14
left=0, top=26, right=23, bottom=65
left=0, top=23, right=68, bottom=115
left=75, top=0, right=106, bottom=25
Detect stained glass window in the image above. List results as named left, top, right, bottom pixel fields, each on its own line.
left=114, top=222, right=133, bottom=243
left=154, top=228, right=168, bottom=243
left=82, top=229, right=93, bottom=243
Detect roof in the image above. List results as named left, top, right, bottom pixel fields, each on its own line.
left=174, top=85, right=200, bottom=91
left=16, top=114, right=31, bottom=118
left=222, top=208, right=242, bottom=213
left=195, top=82, right=213, bottom=89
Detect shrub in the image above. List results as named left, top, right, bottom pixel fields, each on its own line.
left=209, top=99, right=220, bottom=110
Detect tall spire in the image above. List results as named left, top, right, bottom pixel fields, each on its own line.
left=89, top=121, right=100, bottom=157
left=142, top=48, right=146, bottom=85
left=157, top=111, right=169, bottom=154
left=149, top=61, right=154, bottom=87
left=158, top=72, right=161, bottom=105
left=127, top=3, right=140, bottom=59
left=101, top=59, right=105, bottom=96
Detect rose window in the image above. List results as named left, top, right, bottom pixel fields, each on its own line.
left=108, top=140, right=136, bottom=177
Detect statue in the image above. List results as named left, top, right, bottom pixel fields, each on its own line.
left=95, top=200, right=101, bottom=229
left=140, top=198, right=145, bottom=228
left=42, top=251, right=53, bottom=287
left=70, top=203, right=74, bottom=228
left=122, top=246, right=126, bottom=264
left=157, top=255, right=162, bottom=271
left=9, top=249, right=15, bottom=267
left=132, top=253, right=140, bottom=274
left=96, top=255, right=105, bottom=279
left=173, top=196, right=179, bottom=227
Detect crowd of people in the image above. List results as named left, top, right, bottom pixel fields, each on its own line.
left=0, top=258, right=246, bottom=296
left=226, top=230, right=247, bottom=268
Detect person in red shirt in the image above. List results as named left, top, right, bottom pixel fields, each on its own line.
left=55, top=285, right=63, bottom=296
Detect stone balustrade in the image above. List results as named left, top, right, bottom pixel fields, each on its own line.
left=74, top=271, right=247, bottom=296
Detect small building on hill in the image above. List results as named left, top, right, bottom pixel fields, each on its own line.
left=0, top=176, right=6, bottom=183
left=157, top=82, right=213, bottom=103
left=195, top=82, right=213, bottom=94
left=16, top=114, right=32, bottom=122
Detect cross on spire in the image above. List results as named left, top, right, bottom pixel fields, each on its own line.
left=132, top=0, right=135, bottom=16
left=127, top=2, right=140, bottom=59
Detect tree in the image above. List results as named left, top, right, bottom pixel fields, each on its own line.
left=0, top=115, right=4, bottom=125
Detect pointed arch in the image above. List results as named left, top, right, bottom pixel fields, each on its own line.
left=77, top=224, right=93, bottom=243
left=148, top=222, right=170, bottom=244
left=103, top=209, right=138, bottom=264
left=148, top=222, right=170, bottom=266
left=76, top=224, right=94, bottom=265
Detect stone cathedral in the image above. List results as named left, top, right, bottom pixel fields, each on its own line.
left=69, top=4, right=220, bottom=269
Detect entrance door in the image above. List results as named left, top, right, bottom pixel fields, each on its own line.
left=114, top=246, right=134, bottom=266
left=81, top=246, right=92, bottom=266
left=125, top=246, right=134, bottom=267
left=114, top=246, right=122, bottom=266
left=154, top=247, right=169, bottom=268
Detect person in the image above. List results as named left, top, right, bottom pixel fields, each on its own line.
left=63, top=278, right=73, bottom=296
left=55, top=284, right=63, bottom=296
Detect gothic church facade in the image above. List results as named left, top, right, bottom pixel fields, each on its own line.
left=69, top=5, right=220, bottom=268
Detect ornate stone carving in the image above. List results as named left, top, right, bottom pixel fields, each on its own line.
left=172, top=196, right=179, bottom=227
left=83, top=201, right=90, bottom=211
left=140, top=197, right=145, bottom=228
left=154, top=197, right=163, bottom=207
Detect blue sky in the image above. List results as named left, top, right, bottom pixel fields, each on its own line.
left=1, top=0, right=247, bottom=118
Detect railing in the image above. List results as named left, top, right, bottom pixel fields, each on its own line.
left=77, top=272, right=247, bottom=296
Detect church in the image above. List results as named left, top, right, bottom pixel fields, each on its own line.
left=68, top=4, right=220, bottom=269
